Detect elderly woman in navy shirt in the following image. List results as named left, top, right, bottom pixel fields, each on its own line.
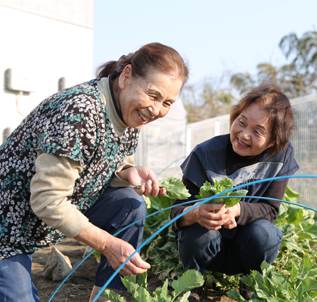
left=170, top=84, right=299, bottom=301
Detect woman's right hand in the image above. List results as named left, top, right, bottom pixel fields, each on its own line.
left=74, top=222, right=150, bottom=276
left=101, top=235, right=150, bottom=276
left=180, top=203, right=229, bottom=230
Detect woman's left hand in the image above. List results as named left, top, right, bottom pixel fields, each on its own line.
left=118, top=166, right=166, bottom=197
left=223, top=203, right=241, bottom=229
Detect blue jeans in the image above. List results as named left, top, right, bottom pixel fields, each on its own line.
left=176, top=219, right=283, bottom=275
left=0, top=253, right=40, bottom=302
left=85, top=186, right=146, bottom=291
left=0, top=186, right=146, bottom=300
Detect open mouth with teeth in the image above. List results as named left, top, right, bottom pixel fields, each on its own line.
left=137, top=110, right=150, bottom=122
left=237, top=138, right=250, bottom=148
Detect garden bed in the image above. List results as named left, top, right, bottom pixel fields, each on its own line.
left=31, top=238, right=235, bottom=301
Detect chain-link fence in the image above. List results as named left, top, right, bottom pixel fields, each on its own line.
left=288, top=94, right=317, bottom=207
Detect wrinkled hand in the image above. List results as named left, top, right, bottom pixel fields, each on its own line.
left=191, top=203, right=229, bottom=230
left=102, top=235, right=151, bottom=276
left=74, top=222, right=150, bottom=277
left=223, top=203, right=241, bottom=229
left=121, top=166, right=166, bottom=197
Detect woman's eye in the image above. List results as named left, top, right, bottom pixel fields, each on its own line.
left=150, top=95, right=158, bottom=101
left=254, top=130, right=263, bottom=136
left=239, top=120, right=245, bottom=126
left=163, top=102, right=171, bottom=108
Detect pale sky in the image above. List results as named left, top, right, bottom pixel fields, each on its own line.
left=93, top=0, right=317, bottom=86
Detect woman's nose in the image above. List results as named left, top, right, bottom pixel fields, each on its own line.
left=241, top=130, right=251, bottom=139
left=148, top=102, right=161, bottom=117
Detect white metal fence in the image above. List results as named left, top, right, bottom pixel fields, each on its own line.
left=288, top=94, right=317, bottom=207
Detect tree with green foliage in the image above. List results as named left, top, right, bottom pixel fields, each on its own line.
left=231, top=29, right=317, bottom=99
left=182, top=75, right=234, bottom=123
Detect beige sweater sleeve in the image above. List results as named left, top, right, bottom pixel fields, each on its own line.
left=108, top=154, right=135, bottom=187
left=30, top=152, right=88, bottom=238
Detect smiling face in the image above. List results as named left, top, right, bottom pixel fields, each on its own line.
left=230, top=102, right=274, bottom=157
left=117, top=65, right=183, bottom=129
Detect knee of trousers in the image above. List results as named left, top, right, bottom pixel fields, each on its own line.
left=120, top=187, right=147, bottom=221
left=177, top=224, right=221, bottom=263
left=240, top=220, right=283, bottom=259
left=85, top=187, right=147, bottom=230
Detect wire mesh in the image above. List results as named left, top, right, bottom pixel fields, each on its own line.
left=288, top=94, right=317, bottom=207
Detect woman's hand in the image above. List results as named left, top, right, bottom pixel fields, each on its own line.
left=101, top=235, right=150, bottom=276
left=223, top=203, right=241, bottom=229
left=74, top=222, right=150, bottom=277
left=118, top=166, right=166, bottom=197
left=180, top=203, right=229, bottom=230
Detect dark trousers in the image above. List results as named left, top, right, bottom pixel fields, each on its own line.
left=85, top=186, right=146, bottom=291
left=176, top=219, right=283, bottom=276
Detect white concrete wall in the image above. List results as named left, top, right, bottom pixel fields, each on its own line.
left=0, top=3, right=93, bottom=144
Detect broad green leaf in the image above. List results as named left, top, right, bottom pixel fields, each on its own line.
left=305, top=223, right=317, bottom=237
left=144, top=196, right=152, bottom=208
left=287, top=207, right=304, bottom=226
left=160, top=195, right=174, bottom=209
left=283, top=186, right=300, bottom=203
left=297, top=231, right=313, bottom=241
left=226, top=289, right=246, bottom=301
left=225, top=190, right=248, bottom=207
left=260, top=261, right=274, bottom=276
left=255, top=288, right=270, bottom=299
left=100, top=289, right=126, bottom=302
left=147, top=196, right=164, bottom=211
left=135, top=286, right=152, bottom=302
left=217, top=177, right=234, bottom=192
left=300, top=255, right=313, bottom=275
left=290, top=262, right=298, bottom=281
left=281, top=288, right=296, bottom=301
left=300, top=277, right=317, bottom=293
left=158, top=177, right=191, bottom=200
left=137, top=271, right=148, bottom=288
left=121, top=276, right=139, bottom=297
left=153, top=279, right=169, bottom=300
left=282, top=240, right=303, bottom=252
left=175, top=291, right=190, bottom=302
left=196, top=178, right=248, bottom=206
left=271, top=272, right=286, bottom=284
left=171, top=269, right=204, bottom=297
left=196, top=181, right=218, bottom=199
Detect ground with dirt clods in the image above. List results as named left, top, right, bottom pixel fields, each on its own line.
left=32, top=239, right=235, bottom=302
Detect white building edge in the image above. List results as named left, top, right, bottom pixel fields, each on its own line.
left=0, top=0, right=94, bottom=144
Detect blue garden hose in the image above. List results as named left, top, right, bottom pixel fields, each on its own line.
left=48, top=174, right=317, bottom=302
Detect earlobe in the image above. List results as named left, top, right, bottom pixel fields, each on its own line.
left=118, top=64, right=132, bottom=89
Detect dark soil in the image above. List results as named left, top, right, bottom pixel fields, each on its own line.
left=31, top=239, right=235, bottom=302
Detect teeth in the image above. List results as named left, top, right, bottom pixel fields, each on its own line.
left=238, top=138, right=249, bottom=147
left=138, top=110, right=149, bottom=121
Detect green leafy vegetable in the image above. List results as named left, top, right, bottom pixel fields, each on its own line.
left=133, top=177, right=191, bottom=200
left=227, top=256, right=317, bottom=301
left=195, top=178, right=248, bottom=208
left=100, top=270, right=204, bottom=302
left=158, top=177, right=191, bottom=199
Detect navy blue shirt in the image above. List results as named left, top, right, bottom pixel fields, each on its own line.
left=171, top=134, right=299, bottom=230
